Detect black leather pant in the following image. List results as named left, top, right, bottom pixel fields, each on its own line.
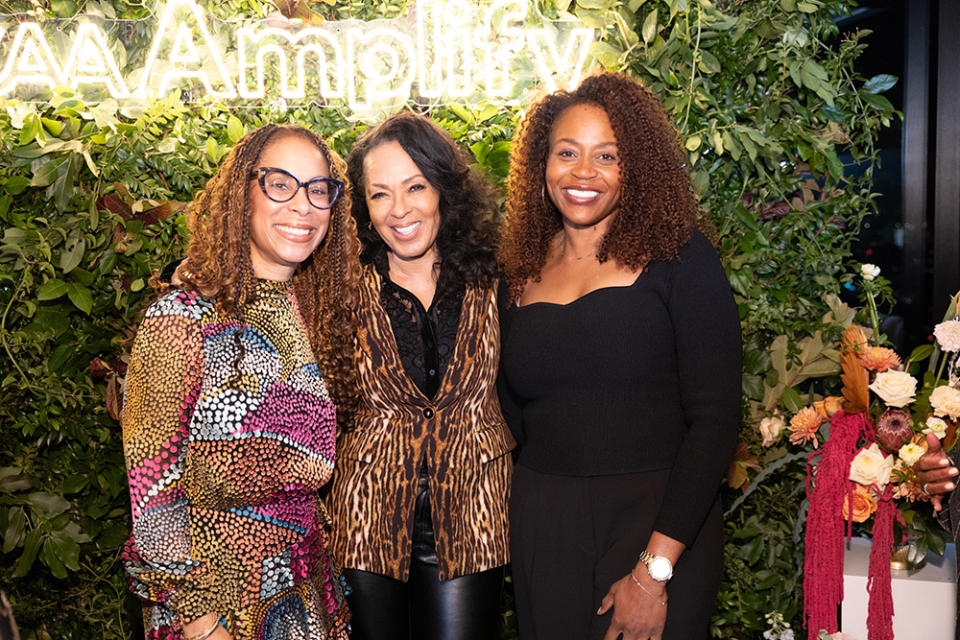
left=343, top=465, right=504, bottom=640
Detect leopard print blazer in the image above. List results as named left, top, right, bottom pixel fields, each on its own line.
left=326, top=266, right=515, bottom=581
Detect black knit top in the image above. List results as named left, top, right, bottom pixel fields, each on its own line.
left=498, top=230, right=742, bottom=545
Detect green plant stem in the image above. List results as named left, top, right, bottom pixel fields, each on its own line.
left=865, top=287, right=881, bottom=346
left=681, top=6, right=702, bottom=133
left=0, top=272, right=32, bottom=388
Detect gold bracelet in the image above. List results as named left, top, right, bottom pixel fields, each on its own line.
left=629, top=571, right=667, bottom=607
left=183, top=619, right=221, bottom=640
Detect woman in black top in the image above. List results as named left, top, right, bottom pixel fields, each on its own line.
left=498, top=72, right=741, bottom=639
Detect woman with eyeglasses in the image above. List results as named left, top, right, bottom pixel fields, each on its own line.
left=324, top=112, right=515, bottom=640
left=121, top=125, right=359, bottom=640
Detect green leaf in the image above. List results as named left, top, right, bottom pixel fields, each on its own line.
left=628, top=0, right=646, bottom=11
left=780, top=0, right=796, bottom=10
left=698, top=50, right=721, bottom=74
left=31, top=157, right=67, bottom=188
left=3, top=507, right=26, bottom=554
left=205, top=137, right=219, bottom=162
left=909, top=344, right=933, bottom=364
left=862, top=93, right=894, bottom=111
left=37, top=279, right=69, bottom=301
left=781, top=386, right=804, bottom=413
left=797, top=1, right=817, bottom=12
left=576, top=0, right=610, bottom=9
left=28, top=492, right=71, bottom=519
left=226, top=115, right=244, bottom=143
left=641, top=8, right=658, bottom=44
left=40, top=538, right=68, bottom=578
left=49, top=530, right=81, bottom=571
left=20, top=113, right=41, bottom=146
left=863, top=74, right=897, bottom=94
left=685, top=135, right=701, bottom=151
left=12, top=529, right=41, bottom=578
left=4, top=176, right=30, bottom=195
left=59, top=236, right=86, bottom=274
left=67, top=283, right=94, bottom=315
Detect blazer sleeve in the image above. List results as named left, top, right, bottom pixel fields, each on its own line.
left=495, top=278, right=525, bottom=446
left=122, top=303, right=221, bottom=624
left=652, top=232, right=742, bottom=546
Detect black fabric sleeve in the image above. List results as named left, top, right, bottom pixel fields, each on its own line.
left=651, top=232, right=742, bottom=546
left=496, top=278, right=525, bottom=446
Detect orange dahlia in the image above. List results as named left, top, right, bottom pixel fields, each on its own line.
left=788, top=406, right=823, bottom=447
left=861, top=346, right=901, bottom=372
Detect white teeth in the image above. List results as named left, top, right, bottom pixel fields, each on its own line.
left=394, top=222, right=420, bottom=236
left=566, top=188, right=600, bottom=198
left=276, top=225, right=312, bottom=236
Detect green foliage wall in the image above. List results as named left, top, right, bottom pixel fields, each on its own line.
left=0, top=0, right=895, bottom=637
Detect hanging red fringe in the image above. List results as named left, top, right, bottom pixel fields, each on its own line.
left=803, top=411, right=869, bottom=640
left=866, top=484, right=904, bottom=640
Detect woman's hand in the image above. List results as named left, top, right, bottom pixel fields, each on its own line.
left=597, top=570, right=667, bottom=640
left=914, top=433, right=959, bottom=511
left=183, top=613, right=233, bottom=640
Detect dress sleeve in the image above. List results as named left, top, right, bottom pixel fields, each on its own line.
left=652, top=232, right=742, bottom=546
left=122, top=304, right=219, bottom=624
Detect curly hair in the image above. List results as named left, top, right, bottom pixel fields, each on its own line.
left=345, top=111, right=500, bottom=294
left=500, top=72, right=707, bottom=299
left=180, top=124, right=361, bottom=425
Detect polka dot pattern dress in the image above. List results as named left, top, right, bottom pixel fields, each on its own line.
left=122, top=279, right=350, bottom=640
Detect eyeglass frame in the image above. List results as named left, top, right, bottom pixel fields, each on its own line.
left=252, top=167, right=345, bottom=210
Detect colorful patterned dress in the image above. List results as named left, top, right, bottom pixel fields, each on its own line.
left=122, top=279, right=350, bottom=640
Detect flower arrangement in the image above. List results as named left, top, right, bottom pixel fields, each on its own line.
left=788, top=266, right=960, bottom=640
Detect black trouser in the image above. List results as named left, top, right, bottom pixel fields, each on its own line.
left=343, top=465, right=505, bottom=640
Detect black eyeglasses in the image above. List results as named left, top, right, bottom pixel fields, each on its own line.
left=253, top=167, right=344, bottom=210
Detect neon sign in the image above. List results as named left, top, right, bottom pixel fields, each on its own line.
left=0, top=0, right=595, bottom=112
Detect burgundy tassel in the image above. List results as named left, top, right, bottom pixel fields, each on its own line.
left=804, top=411, right=869, bottom=640
left=866, top=484, right=901, bottom=640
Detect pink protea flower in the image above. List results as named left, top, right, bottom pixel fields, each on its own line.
left=875, top=409, right=913, bottom=453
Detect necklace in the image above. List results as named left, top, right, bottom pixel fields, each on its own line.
left=559, top=237, right=597, bottom=262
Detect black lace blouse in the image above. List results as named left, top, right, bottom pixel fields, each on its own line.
left=376, top=263, right=464, bottom=400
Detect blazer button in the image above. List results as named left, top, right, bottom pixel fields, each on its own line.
left=423, top=407, right=435, bottom=419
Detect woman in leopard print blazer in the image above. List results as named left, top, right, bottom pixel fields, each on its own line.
left=325, top=112, right=515, bottom=640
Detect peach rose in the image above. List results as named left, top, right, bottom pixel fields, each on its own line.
left=759, top=416, right=785, bottom=447
left=842, top=483, right=878, bottom=523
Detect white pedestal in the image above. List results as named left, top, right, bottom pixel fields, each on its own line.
left=841, top=537, right=956, bottom=639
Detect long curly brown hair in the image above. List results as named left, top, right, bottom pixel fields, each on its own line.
left=500, top=72, right=706, bottom=298
left=180, top=124, right=361, bottom=424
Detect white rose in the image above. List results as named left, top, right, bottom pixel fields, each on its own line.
left=861, top=264, right=880, bottom=281
left=869, top=370, right=918, bottom=408
left=930, top=385, right=960, bottom=420
left=849, top=443, right=895, bottom=488
left=898, top=442, right=924, bottom=466
left=934, top=320, right=960, bottom=353
left=759, top=416, right=785, bottom=447
left=924, top=416, right=949, bottom=439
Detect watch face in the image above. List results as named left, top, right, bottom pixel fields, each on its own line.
left=649, top=557, right=672, bottom=580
